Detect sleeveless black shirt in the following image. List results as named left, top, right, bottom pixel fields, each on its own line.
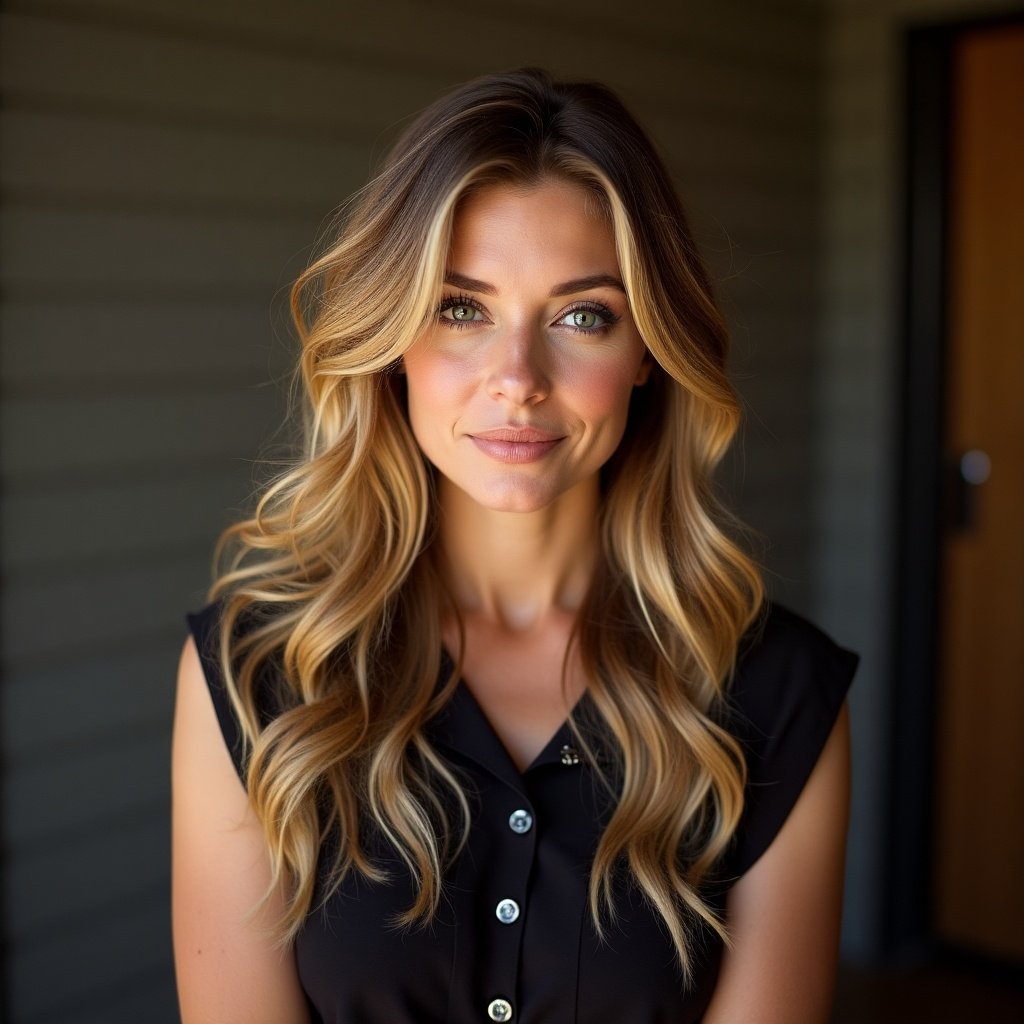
left=186, top=600, right=857, bottom=1024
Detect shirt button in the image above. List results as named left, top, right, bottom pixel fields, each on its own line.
left=560, top=744, right=581, bottom=766
left=508, top=809, right=533, bottom=834
left=495, top=898, right=520, bottom=924
left=487, top=997, right=513, bottom=1020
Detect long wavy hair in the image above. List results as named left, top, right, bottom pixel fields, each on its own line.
left=210, top=68, right=763, bottom=981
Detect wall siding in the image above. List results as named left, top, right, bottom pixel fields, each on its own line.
left=1, top=1, right=826, bottom=1019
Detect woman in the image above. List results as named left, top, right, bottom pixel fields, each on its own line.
left=173, top=68, right=857, bottom=1023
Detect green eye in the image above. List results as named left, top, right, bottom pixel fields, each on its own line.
left=446, top=304, right=478, bottom=322
left=570, top=310, right=599, bottom=329
left=560, top=308, right=607, bottom=331
left=437, top=295, right=486, bottom=328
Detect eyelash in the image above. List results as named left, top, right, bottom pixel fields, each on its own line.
left=435, top=294, right=621, bottom=334
left=560, top=300, right=620, bottom=335
left=437, top=294, right=486, bottom=330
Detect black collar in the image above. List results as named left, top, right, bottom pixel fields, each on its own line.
left=424, top=650, right=601, bottom=793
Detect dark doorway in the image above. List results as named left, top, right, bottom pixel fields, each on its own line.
left=890, top=11, right=1024, bottom=965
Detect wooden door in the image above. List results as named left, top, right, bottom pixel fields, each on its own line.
left=933, top=23, right=1024, bottom=961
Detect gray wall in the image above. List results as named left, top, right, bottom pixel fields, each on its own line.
left=4, top=0, right=1007, bottom=1018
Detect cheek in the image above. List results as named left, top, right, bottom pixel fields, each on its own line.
left=402, top=349, right=477, bottom=433
left=562, top=352, right=644, bottom=422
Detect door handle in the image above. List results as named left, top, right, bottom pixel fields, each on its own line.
left=949, top=448, right=991, bottom=532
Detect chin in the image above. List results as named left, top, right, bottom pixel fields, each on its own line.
left=461, top=476, right=562, bottom=514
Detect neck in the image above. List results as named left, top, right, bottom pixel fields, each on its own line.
left=436, top=476, right=600, bottom=632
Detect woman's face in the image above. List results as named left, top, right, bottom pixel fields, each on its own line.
left=402, top=177, right=650, bottom=514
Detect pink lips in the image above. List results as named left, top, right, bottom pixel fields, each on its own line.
left=468, top=426, right=564, bottom=463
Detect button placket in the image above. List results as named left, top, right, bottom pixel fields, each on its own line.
left=494, top=803, right=530, bottom=930
left=479, top=785, right=534, bottom=1022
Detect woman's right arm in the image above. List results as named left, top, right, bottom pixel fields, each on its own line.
left=172, top=636, right=311, bottom=1024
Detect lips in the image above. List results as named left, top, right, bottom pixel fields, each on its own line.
left=468, top=425, right=564, bottom=463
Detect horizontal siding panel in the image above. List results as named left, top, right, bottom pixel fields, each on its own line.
left=2, top=469, right=252, bottom=572
left=0, top=107, right=822, bottom=220
left=35, top=966, right=178, bottom=1024
left=3, top=725, right=169, bottom=848
left=830, top=73, right=891, bottom=121
left=742, top=358, right=819, bottom=394
left=673, top=180, right=820, bottom=241
left=496, top=0, right=821, bottom=64
left=816, top=547, right=880, bottom=597
left=649, top=113, right=819, bottom=181
left=616, top=68, right=818, bottom=129
left=0, top=12, right=452, bottom=136
left=0, top=297, right=292, bottom=392
left=0, top=554, right=210, bottom=665
left=0, top=108, right=371, bottom=212
left=2, top=639, right=183, bottom=762
left=0, top=9, right=820, bottom=133
left=820, top=313, right=889, bottom=358
left=818, top=434, right=890, bottom=481
left=1, top=388, right=283, bottom=478
left=5, top=811, right=168, bottom=940
left=0, top=206, right=314, bottom=290
left=7, top=891, right=172, bottom=1021
left=728, top=347, right=818, bottom=387
left=741, top=436, right=816, bottom=483
left=724, top=440, right=815, bottom=490
left=726, top=305, right=827, bottom=345
left=12, top=0, right=820, bottom=74
left=717, top=262, right=820, bottom=311
left=817, top=497, right=890, bottom=543
left=698, top=239, right=820, bottom=294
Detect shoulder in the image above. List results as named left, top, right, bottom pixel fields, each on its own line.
left=726, top=601, right=858, bottom=739
left=185, top=599, right=228, bottom=691
left=719, top=601, right=859, bottom=879
left=173, top=604, right=311, bottom=1023
left=183, top=596, right=286, bottom=784
left=737, top=601, right=859, bottom=683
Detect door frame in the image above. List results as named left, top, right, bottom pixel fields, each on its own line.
left=889, top=8, right=1024, bottom=959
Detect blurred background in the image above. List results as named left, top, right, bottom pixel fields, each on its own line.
left=1, top=0, right=1022, bottom=1021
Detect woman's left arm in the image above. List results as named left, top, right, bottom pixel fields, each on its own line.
left=703, top=700, right=852, bottom=1024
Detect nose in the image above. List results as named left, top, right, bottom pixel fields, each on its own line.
left=486, top=325, right=551, bottom=406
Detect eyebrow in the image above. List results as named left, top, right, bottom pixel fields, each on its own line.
left=550, top=273, right=626, bottom=297
left=443, top=271, right=626, bottom=297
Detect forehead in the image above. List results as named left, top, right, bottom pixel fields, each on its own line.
left=447, top=178, right=619, bottom=279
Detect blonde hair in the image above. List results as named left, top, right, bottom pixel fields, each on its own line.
left=210, top=68, right=763, bottom=981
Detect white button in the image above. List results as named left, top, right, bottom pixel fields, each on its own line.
left=487, top=997, right=513, bottom=1020
left=495, top=898, right=520, bottom=924
left=508, top=809, right=533, bottom=834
